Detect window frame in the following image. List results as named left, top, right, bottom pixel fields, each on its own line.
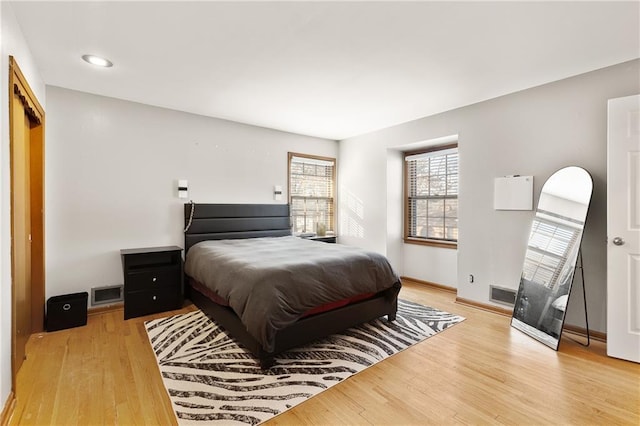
left=287, top=152, right=337, bottom=236
left=403, top=143, right=458, bottom=249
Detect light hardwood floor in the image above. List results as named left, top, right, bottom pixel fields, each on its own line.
left=8, top=280, right=640, bottom=425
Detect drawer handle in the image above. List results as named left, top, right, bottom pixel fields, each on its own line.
left=152, top=277, right=157, bottom=282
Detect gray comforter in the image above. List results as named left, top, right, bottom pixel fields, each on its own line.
left=184, top=236, right=400, bottom=352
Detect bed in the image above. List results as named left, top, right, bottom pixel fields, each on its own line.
left=183, top=203, right=401, bottom=368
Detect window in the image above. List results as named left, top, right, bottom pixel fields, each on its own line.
left=288, top=152, right=336, bottom=236
left=404, top=144, right=458, bottom=247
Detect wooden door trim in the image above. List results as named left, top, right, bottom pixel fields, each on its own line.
left=0, top=391, right=16, bottom=425
left=10, top=57, right=44, bottom=121
left=9, top=56, right=45, bottom=391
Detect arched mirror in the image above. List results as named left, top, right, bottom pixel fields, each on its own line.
left=511, top=166, right=593, bottom=350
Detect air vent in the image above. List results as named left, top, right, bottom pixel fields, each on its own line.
left=490, top=285, right=516, bottom=306
left=91, top=284, right=123, bottom=306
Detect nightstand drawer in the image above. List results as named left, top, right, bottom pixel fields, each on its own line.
left=125, top=267, right=181, bottom=292
left=124, top=287, right=181, bottom=319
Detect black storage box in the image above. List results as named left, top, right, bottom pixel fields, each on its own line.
left=46, top=292, right=88, bottom=332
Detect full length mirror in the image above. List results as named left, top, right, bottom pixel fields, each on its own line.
left=511, top=166, right=593, bottom=349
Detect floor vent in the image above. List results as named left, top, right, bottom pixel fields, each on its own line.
left=490, top=285, right=516, bottom=306
left=91, top=284, right=123, bottom=306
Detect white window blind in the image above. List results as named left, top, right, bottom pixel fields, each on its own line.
left=405, top=146, right=459, bottom=242
left=522, top=218, right=581, bottom=288
left=289, top=154, right=335, bottom=235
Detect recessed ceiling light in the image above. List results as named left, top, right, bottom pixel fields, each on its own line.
left=81, top=54, right=113, bottom=68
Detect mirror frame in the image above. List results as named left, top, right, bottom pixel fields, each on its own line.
left=511, top=166, right=593, bottom=350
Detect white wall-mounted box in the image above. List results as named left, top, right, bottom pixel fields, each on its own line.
left=494, top=176, right=533, bottom=210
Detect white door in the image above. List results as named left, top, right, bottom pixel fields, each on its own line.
left=607, top=94, right=640, bottom=363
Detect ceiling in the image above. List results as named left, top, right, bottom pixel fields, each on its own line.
left=10, top=1, right=640, bottom=140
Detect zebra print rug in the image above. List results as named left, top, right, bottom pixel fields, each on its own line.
left=145, top=299, right=464, bottom=425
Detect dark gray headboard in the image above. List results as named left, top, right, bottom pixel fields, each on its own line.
left=184, top=203, right=291, bottom=253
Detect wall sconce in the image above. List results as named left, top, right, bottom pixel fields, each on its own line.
left=178, top=179, right=188, bottom=199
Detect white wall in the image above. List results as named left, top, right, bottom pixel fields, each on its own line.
left=338, top=59, right=640, bottom=333
left=0, top=1, right=46, bottom=410
left=45, top=86, right=337, bottom=300
left=403, top=245, right=458, bottom=287
left=384, top=150, right=403, bottom=271
left=338, top=134, right=459, bottom=285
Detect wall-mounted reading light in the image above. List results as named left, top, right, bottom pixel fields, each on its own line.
left=178, top=179, right=188, bottom=199
left=81, top=54, right=113, bottom=68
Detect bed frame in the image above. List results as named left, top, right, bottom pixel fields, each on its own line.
left=184, top=203, right=400, bottom=368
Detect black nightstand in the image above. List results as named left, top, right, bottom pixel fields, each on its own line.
left=121, top=246, right=183, bottom=320
left=305, top=236, right=337, bottom=243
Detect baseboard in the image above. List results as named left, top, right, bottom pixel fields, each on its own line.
left=403, top=277, right=511, bottom=316
left=88, top=302, right=124, bottom=317
left=406, top=279, right=605, bottom=341
left=455, top=297, right=513, bottom=317
left=562, top=324, right=607, bottom=343
left=455, top=297, right=606, bottom=341
left=1, top=391, right=15, bottom=426
left=400, top=276, right=457, bottom=293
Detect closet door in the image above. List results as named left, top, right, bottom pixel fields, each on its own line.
left=607, top=94, right=640, bottom=363
left=9, top=57, right=46, bottom=387
left=11, top=87, right=32, bottom=376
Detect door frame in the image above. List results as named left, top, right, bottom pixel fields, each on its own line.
left=9, top=56, right=45, bottom=390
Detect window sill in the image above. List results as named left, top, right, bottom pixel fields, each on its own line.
left=403, top=237, right=457, bottom=249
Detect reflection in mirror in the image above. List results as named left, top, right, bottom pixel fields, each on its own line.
left=511, top=166, right=593, bottom=350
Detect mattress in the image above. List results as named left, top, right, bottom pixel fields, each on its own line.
left=184, top=236, right=401, bottom=352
